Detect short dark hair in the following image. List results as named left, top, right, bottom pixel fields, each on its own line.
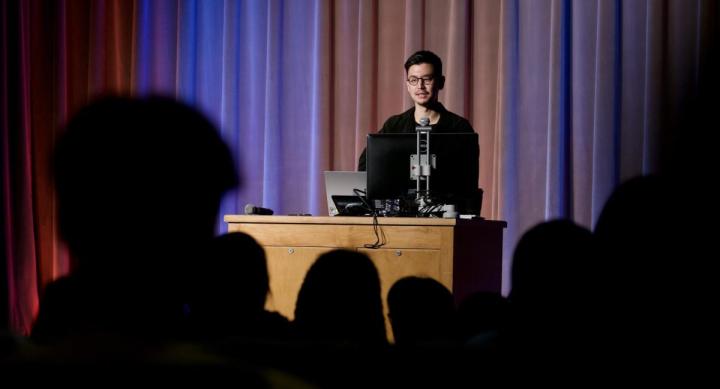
left=404, top=50, right=443, bottom=77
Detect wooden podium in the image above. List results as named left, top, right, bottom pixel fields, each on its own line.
left=224, top=215, right=506, bottom=324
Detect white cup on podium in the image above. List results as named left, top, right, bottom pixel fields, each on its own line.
left=442, top=204, right=458, bottom=219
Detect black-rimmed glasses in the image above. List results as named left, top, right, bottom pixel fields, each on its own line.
left=406, top=76, right=434, bottom=86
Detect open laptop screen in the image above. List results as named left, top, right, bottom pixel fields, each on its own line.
left=323, top=171, right=367, bottom=216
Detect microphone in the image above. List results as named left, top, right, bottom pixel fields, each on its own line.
left=244, top=203, right=274, bottom=215
left=416, top=116, right=431, bottom=133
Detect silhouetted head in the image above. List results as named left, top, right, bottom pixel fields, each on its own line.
left=594, top=175, right=675, bottom=263
left=293, top=250, right=386, bottom=345
left=592, top=174, right=703, bottom=361
left=387, top=276, right=455, bottom=346
left=506, top=219, right=595, bottom=357
left=187, top=232, right=274, bottom=340
left=594, top=177, right=688, bottom=313
left=53, top=95, right=238, bottom=279
left=593, top=175, right=687, bottom=303
left=195, top=232, right=269, bottom=313
left=509, top=219, right=594, bottom=309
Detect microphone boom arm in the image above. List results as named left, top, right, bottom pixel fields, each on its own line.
left=413, top=117, right=433, bottom=209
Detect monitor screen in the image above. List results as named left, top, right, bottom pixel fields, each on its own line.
left=365, top=133, right=479, bottom=213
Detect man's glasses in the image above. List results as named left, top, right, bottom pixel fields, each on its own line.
left=407, top=76, right=434, bottom=86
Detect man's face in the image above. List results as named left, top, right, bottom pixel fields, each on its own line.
left=406, top=63, right=439, bottom=106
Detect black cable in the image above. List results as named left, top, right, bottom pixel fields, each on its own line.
left=354, top=189, right=386, bottom=249
left=364, top=212, right=387, bottom=249
left=353, top=188, right=374, bottom=214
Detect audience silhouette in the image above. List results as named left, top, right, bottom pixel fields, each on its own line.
left=506, top=219, right=595, bottom=362
left=387, top=276, right=456, bottom=347
left=30, top=96, right=238, bottom=355
left=293, top=249, right=387, bottom=346
left=593, top=174, right=696, bottom=369
left=188, top=232, right=291, bottom=343
left=7, top=65, right=713, bottom=382
left=456, top=291, right=508, bottom=350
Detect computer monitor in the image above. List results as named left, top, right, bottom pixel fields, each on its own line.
left=365, top=132, right=480, bottom=214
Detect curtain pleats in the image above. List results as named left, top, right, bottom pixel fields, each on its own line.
left=2, top=0, right=716, bottom=334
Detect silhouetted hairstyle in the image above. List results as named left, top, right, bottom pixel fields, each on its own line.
left=53, top=96, right=237, bottom=271
left=293, top=250, right=387, bottom=345
left=387, top=276, right=456, bottom=346
left=509, top=219, right=594, bottom=307
left=189, top=232, right=292, bottom=342
left=506, top=219, right=595, bottom=359
left=32, top=95, right=238, bottom=344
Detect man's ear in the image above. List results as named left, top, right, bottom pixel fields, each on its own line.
left=437, top=75, right=446, bottom=90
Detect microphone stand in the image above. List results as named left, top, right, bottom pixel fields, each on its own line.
left=412, top=117, right=433, bottom=214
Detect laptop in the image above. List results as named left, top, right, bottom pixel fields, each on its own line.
left=323, top=171, right=367, bottom=216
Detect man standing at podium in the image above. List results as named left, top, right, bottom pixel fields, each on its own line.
left=357, top=50, right=475, bottom=171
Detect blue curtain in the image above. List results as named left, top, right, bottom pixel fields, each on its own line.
left=2, top=0, right=717, bottom=333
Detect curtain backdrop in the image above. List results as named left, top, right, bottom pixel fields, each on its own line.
left=2, top=0, right=717, bottom=335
